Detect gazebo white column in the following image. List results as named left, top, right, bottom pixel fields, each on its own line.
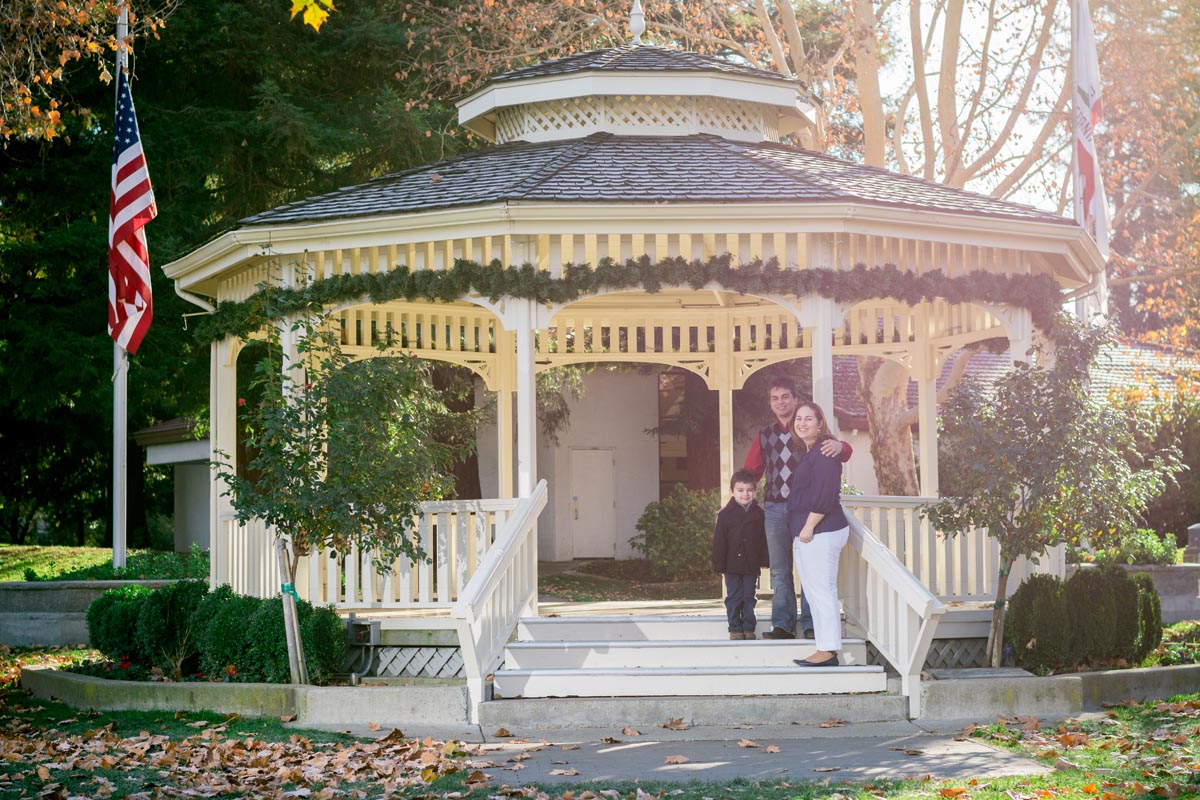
left=209, top=336, right=239, bottom=586
left=494, top=327, right=516, bottom=499
left=715, top=313, right=735, bottom=489
left=913, top=305, right=938, bottom=496
left=511, top=299, right=539, bottom=497
left=797, top=295, right=843, bottom=435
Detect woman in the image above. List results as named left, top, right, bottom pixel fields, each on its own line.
left=786, top=401, right=849, bottom=667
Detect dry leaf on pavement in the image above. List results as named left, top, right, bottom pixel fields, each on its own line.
left=738, top=739, right=761, bottom=748
left=664, top=754, right=689, bottom=764
left=621, top=727, right=641, bottom=736
left=660, top=718, right=689, bottom=730
left=819, top=717, right=845, bottom=728
left=765, top=745, right=781, bottom=753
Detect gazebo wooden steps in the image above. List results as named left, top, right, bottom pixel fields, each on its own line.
left=492, top=615, right=884, bottom=700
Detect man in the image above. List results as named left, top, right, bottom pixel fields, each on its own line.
left=742, top=377, right=850, bottom=639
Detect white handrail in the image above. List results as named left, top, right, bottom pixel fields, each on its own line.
left=451, top=480, right=548, bottom=722
left=840, top=509, right=946, bottom=718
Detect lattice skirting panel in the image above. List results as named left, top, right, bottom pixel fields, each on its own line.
left=352, top=646, right=465, bottom=679
left=866, top=638, right=990, bottom=671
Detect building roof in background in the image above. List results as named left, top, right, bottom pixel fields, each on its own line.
left=832, top=342, right=1200, bottom=431
left=487, top=42, right=794, bottom=85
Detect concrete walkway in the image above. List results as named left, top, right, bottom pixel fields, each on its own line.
left=293, top=719, right=1053, bottom=786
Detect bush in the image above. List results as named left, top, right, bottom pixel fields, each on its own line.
left=246, top=597, right=347, bottom=685
left=1065, top=568, right=1118, bottom=667
left=86, top=584, right=154, bottom=662
left=1071, top=529, right=1179, bottom=566
left=135, top=579, right=209, bottom=679
left=1004, top=574, right=1069, bottom=673
left=193, top=584, right=265, bottom=681
left=629, top=486, right=721, bottom=581
left=1100, top=566, right=1140, bottom=661
left=1131, top=572, right=1163, bottom=662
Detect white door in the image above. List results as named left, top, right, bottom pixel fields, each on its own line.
left=569, top=447, right=617, bottom=558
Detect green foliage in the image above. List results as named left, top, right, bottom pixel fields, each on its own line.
left=1004, top=574, right=1069, bottom=673
left=134, top=580, right=209, bottom=680
left=1071, top=529, right=1179, bottom=567
left=1132, top=572, right=1164, bottom=663
left=245, top=597, right=346, bottom=685
left=196, top=258, right=1065, bottom=344
left=925, top=317, right=1183, bottom=663
left=1065, top=568, right=1118, bottom=666
left=1146, top=620, right=1198, bottom=666
left=630, top=486, right=721, bottom=581
left=216, top=296, right=476, bottom=570
left=86, top=584, right=154, bottom=663
left=193, top=585, right=266, bottom=682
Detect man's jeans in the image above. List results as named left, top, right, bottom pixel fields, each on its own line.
left=764, top=501, right=813, bottom=635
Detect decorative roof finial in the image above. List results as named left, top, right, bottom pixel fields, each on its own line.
left=630, top=0, right=646, bottom=45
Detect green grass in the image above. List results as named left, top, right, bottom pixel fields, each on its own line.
left=0, top=544, right=208, bottom=582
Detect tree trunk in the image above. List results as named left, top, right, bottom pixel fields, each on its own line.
left=988, top=558, right=1014, bottom=668
left=851, top=0, right=886, bottom=167
left=856, top=356, right=919, bottom=495
left=275, top=538, right=309, bottom=684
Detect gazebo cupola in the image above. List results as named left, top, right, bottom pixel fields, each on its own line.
left=456, top=41, right=816, bottom=146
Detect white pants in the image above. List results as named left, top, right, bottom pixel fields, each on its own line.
left=792, top=526, right=849, bottom=653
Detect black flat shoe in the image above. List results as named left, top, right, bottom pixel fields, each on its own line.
left=793, top=654, right=839, bottom=667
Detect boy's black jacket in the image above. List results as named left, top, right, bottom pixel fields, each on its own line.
left=712, top=498, right=770, bottom=575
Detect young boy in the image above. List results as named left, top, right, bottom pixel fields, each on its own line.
left=712, top=469, right=770, bottom=640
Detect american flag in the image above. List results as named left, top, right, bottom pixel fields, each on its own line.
left=1072, top=0, right=1109, bottom=259
left=108, top=68, right=157, bottom=355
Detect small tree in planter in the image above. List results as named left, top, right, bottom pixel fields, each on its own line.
left=925, top=317, right=1181, bottom=667
left=216, top=282, right=475, bottom=682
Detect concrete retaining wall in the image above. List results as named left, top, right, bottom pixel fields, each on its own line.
left=20, top=668, right=472, bottom=727
left=0, top=580, right=175, bottom=647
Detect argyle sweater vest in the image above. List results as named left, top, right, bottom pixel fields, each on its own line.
left=759, top=425, right=800, bottom=503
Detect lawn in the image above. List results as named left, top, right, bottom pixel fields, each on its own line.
left=0, top=544, right=207, bottom=582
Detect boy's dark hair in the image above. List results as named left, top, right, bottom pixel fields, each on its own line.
left=729, top=469, right=757, bottom=490
left=768, top=376, right=798, bottom=396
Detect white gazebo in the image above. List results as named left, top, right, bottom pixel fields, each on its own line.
left=164, top=25, right=1104, bottom=720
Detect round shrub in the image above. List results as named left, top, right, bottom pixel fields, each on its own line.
left=1131, top=572, right=1163, bottom=663
left=630, top=486, right=721, bottom=581
left=1100, top=566, right=1140, bottom=661
left=134, top=579, right=209, bottom=679
left=86, top=584, right=154, bottom=662
left=1065, top=567, right=1117, bottom=666
left=193, top=584, right=265, bottom=681
left=246, top=596, right=348, bottom=685
left=1004, top=574, right=1068, bottom=673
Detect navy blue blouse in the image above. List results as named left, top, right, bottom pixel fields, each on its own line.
left=786, top=443, right=849, bottom=536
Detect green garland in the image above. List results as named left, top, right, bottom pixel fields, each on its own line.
left=193, top=255, right=1064, bottom=343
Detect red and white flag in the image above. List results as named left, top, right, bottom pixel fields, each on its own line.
left=1072, top=0, right=1109, bottom=258
left=108, top=67, right=157, bottom=355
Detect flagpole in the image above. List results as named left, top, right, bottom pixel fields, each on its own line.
left=112, top=2, right=130, bottom=569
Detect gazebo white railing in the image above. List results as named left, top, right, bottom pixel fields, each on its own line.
left=211, top=497, right=519, bottom=607
left=840, top=510, right=946, bottom=717
left=452, top=480, right=548, bottom=722
left=842, top=496, right=1066, bottom=603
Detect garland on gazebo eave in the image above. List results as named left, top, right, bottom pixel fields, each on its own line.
left=194, top=255, right=1065, bottom=343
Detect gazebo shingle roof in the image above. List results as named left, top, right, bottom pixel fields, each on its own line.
left=487, top=42, right=795, bottom=85
left=240, top=133, right=1074, bottom=228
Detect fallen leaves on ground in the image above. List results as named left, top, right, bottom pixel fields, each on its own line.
left=659, top=718, right=689, bottom=731
left=0, top=697, right=467, bottom=799
left=819, top=717, right=845, bottom=728
left=664, top=755, right=689, bottom=764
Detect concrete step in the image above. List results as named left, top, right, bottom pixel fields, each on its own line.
left=503, top=638, right=870, bottom=669
left=518, top=615, right=836, bottom=641
left=492, top=664, right=887, bottom=699
left=478, top=690, right=907, bottom=730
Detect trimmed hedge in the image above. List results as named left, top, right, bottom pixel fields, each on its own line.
left=86, top=584, right=154, bottom=663
left=86, top=582, right=347, bottom=685
left=630, top=486, right=721, bottom=581
left=1004, top=574, right=1068, bottom=673
left=1006, top=568, right=1164, bottom=671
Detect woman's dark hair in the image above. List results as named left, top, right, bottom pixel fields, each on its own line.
left=792, top=401, right=833, bottom=452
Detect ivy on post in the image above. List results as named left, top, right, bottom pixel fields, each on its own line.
left=923, top=316, right=1183, bottom=668
left=214, top=267, right=477, bottom=682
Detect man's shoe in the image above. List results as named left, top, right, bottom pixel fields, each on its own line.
left=793, top=654, right=839, bottom=667
left=762, top=627, right=796, bottom=640
left=802, top=628, right=815, bottom=639
left=742, top=631, right=757, bottom=640
left=729, top=631, right=745, bottom=640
